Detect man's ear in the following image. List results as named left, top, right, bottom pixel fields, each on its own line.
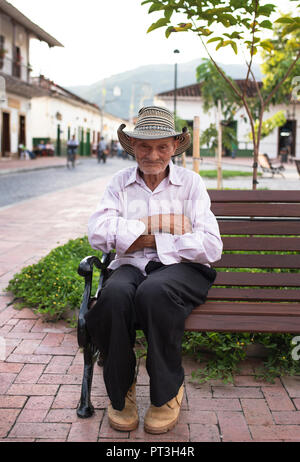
left=174, top=138, right=180, bottom=149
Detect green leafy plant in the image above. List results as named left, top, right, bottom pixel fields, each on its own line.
left=248, top=110, right=287, bottom=140
left=6, top=236, right=102, bottom=323
left=200, top=122, right=238, bottom=153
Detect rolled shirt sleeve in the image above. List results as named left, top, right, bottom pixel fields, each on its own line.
left=88, top=180, right=146, bottom=255
left=155, top=175, right=223, bottom=265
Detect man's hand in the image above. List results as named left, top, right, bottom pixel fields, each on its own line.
left=125, top=235, right=156, bottom=254
left=140, top=214, right=192, bottom=235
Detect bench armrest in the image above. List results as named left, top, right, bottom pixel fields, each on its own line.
left=77, top=253, right=111, bottom=347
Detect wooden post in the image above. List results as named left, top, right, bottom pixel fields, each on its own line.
left=182, top=152, right=186, bottom=168
left=193, top=116, right=200, bottom=173
left=217, top=100, right=223, bottom=190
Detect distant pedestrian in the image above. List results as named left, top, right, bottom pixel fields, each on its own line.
left=111, top=141, right=118, bottom=158
left=98, top=137, right=108, bottom=164
left=116, top=141, right=123, bottom=158
left=67, top=135, right=79, bottom=168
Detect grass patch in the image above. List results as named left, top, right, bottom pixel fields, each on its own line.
left=199, top=169, right=262, bottom=179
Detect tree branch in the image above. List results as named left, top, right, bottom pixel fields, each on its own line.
left=264, top=48, right=300, bottom=107
left=243, top=0, right=259, bottom=99
left=197, top=31, right=243, bottom=101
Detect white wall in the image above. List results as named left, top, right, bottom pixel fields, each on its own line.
left=0, top=92, right=32, bottom=153
left=154, top=95, right=300, bottom=159
left=30, top=96, right=102, bottom=142
left=30, top=96, right=133, bottom=145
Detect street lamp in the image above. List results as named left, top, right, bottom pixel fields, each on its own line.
left=173, top=49, right=180, bottom=125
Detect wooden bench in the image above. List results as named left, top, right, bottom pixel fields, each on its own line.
left=258, top=153, right=285, bottom=178
left=76, top=190, right=300, bottom=418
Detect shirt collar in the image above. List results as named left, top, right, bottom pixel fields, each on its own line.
left=125, top=159, right=183, bottom=188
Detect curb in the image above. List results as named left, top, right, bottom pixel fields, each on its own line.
left=0, top=161, right=81, bottom=176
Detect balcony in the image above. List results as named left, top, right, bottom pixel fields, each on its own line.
left=0, top=56, right=48, bottom=99
left=0, top=54, right=33, bottom=83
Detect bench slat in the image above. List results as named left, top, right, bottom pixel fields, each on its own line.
left=185, top=313, right=300, bottom=333
left=214, top=271, right=300, bottom=287
left=208, top=190, right=300, bottom=203
left=214, top=254, right=300, bottom=268
left=212, top=203, right=300, bottom=217
left=222, top=237, right=300, bottom=251
left=207, top=287, right=300, bottom=302
left=193, top=302, right=300, bottom=316
left=219, top=220, right=300, bottom=235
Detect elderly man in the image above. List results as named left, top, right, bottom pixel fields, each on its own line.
left=85, top=106, right=223, bottom=434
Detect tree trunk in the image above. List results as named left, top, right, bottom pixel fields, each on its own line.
left=252, top=140, right=260, bottom=191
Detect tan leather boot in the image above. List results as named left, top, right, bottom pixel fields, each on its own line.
left=107, top=382, right=139, bottom=431
left=144, top=384, right=184, bottom=434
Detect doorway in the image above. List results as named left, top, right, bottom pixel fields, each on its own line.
left=278, top=120, right=296, bottom=162
left=19, top=115, right=26, bottom=146
left=1, top=111, right=10, bottom=157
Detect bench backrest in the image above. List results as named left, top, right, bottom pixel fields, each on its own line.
left=207, top=190, right=300, bottom=305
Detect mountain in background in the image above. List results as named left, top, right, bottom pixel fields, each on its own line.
left=68, top=58, right=263, bottom=120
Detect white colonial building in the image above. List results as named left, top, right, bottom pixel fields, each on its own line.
left=30, top=75, right=132, bottom=156
left=155, top=81, right=300, bottom=160
left=0, top=0, right=63, bottom=157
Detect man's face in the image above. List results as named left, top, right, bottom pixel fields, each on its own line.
left=132, top=137, right=179, bottom=176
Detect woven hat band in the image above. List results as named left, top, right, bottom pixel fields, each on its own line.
left=136, top=106, right=174, bottom=126
left=134, top=125, right=175, bottom=133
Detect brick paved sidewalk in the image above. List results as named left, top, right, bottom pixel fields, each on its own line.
left=1, top=175, right=300, bottom=442
left=0, top=156, right=67, bottom=175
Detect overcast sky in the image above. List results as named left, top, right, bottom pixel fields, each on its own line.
left=8, top=0, right=293, bottom=87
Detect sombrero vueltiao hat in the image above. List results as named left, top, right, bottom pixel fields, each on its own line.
left=117, top=106, right=191, bottom=157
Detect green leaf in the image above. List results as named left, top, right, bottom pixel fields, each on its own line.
left=148, top=3, right=163, bottom=13
left=216, top=40, right=224, bottom=51
left=275, top=17, right=295, bottom=24
left=207, top=36, right=223, bottom=44
left=282, top=23, right=300, bottom=36
left=257, top=4, right=276, bottom=17
left=164, top=6, right=174, bottom=20
left=147, top=17, right=170, bottom=33
left=165, top=26, right=175, bottom=38
left=260, top=40, right=274, bottom=52
left=230, top=41, right=238, bottom=55
left=260, top=20, right=273, bottom=29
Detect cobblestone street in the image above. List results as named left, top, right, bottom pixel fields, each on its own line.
left=0, top=157, right=134, bottom=208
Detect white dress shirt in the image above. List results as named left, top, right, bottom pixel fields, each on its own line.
left=88, top=160, right=223, bottom=275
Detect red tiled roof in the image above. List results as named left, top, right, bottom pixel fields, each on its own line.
left=157, top=80, right=263, bottom=99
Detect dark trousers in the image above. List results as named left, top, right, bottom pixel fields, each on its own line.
left=85, top=261, right=216, bottom=411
